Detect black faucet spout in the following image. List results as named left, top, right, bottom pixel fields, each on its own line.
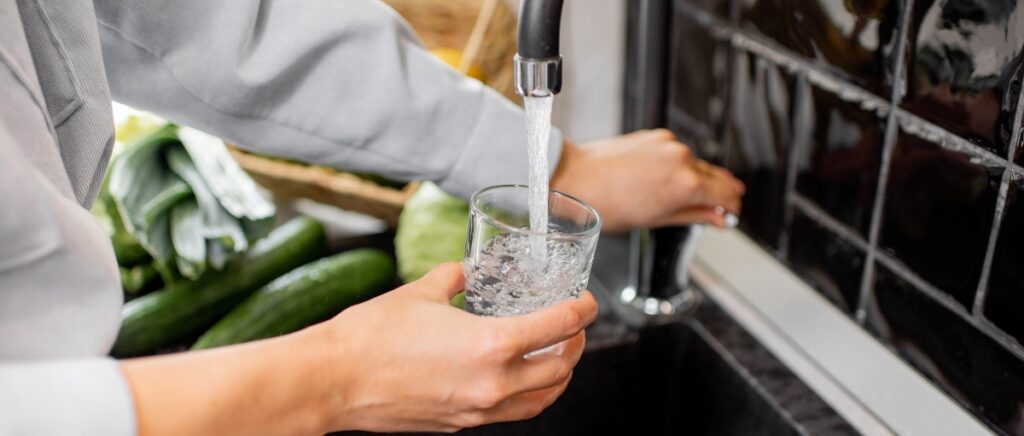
left=518, top=0, right=565, bottom=60
left=514, top=0, right=565, bottom=97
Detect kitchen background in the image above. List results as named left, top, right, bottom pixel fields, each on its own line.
left=651, top=0, right=1024, bottom=433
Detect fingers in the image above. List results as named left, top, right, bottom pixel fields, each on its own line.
left=479, top=372, right=573, bottom=425
left=682, top=163, right=744, bottom=215
left=499, top=291, right=598, bottom=354
left=657, top=206, right=727, bottom=228
left=505, top=332, right=585, bottom=395
left=415, top=262, right=466, bottom=302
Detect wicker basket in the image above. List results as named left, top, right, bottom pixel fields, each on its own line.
left=384, top=0, right=518, bottom=100
left=233, top=0, right=517, bottom=225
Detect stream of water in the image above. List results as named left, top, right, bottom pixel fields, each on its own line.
left=524, top=95, right=554, bottom=263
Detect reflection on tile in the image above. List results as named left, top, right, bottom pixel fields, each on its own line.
left=668, top=10, right=730, bottom=159
left=902, top=0, right=1024, bottom=158
left=738, top=0, right=901, bottom=96
left=985, top=178, right=1024, bottom=345
left=878, top=133, right=1000, bottom=308
left=788, top=211, right=865, bottom=313
left=868, top=263, right=1024, bottom=435
left=676, top=0, right=732, bottom=19
left=794, top=88, right=886, bottom=235
left=722, top=50, right=794, bottom=249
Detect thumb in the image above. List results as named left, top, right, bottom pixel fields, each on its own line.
left=414, top=262, right=466, bottom=302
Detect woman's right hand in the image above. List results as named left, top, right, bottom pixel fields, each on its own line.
left=312, top=262, right=599, bottom=433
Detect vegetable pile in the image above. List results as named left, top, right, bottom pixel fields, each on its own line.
left=95, top=124, right=275, bottom=292
left=100, top=119, right=397, bottom=357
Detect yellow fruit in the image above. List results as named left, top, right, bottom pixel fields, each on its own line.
left=430, top=47, right=487, bottom=82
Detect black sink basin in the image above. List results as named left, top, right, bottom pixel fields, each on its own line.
left=460, top=320, right=800, bottom=435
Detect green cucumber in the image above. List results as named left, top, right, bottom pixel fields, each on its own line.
left=192, top=249, right=395, bottom=349
left=112, top=216, right=326, bottom=357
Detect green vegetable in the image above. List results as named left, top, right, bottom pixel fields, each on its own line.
left=120, top=264, right=159, bottom=294
left=170, top=199, right=206, bottom=279
left=165, top=145, right=248, bottom=256
left=107, top=125, right=190, bottom=270
left=112, top=216, right=326, bottom=357
left=450, top=292, right=466, bottom=309
left=193, top=249, right=395, bottom=349
left=394, top=182, right=469, bottom=283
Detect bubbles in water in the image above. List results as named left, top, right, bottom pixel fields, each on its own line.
left=464, top=233, right=593, bottom=317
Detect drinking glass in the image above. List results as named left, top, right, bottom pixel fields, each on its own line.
left=463, top=185, right=601, bottom=317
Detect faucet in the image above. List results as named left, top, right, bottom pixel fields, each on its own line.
left=514, top=0, right=564, bottom=97
left=513, top=0, right=706, bottom=326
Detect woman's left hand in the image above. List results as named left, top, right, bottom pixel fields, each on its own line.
left=551, top=129, right=745, bottom=233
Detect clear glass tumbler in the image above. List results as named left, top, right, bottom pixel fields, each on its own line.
left=464, top=185, right=601, bottom=317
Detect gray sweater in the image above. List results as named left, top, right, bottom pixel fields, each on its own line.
left=0, top=1, right=561, bottom=434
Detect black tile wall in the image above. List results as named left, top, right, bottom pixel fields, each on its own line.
left=787, top=211, right=865, bottom=313
left=794, top=89, right=886, bottom=236
left=721, top=50, right=795, bottom=249
left=664, top=0, right=1024, bottom=433
left=737, top=0, right=903, bottom=96
left=868, top=262, right=1024, bottom=435
left=902, top=0, right=1024, bottom=159
left=667, top=11, right=731, bottom=158
left=878, top=132, right=1001, bottom=309
left=985, top=178, right=1024, bottom=344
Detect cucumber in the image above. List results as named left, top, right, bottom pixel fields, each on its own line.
left=192, top=249, right=395, bottom=350
left=112, top=216, right=326, bottom=357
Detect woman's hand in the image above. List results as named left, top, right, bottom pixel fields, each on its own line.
left=123, top=263, right=597, bottom=436
left=316, top=263, right=598, bottom=433
left=551, top=129, right=746, bottom=232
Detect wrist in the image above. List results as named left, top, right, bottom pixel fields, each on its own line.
left=290, top=324, right=353, bottom=434
left=296, top=321, right=360, bottom=431
left=550, top=140, right=581, bottom=194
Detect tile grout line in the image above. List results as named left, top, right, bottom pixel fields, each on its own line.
left=778, top=72, right=812, bottom=259
left=971, top=85, right=1024, bottom=315
left=790, top=193, right=1024, bottom=362
left=854, top=0, right=915, bottom=324
left=973, top=172, right=1013, bottom=315
left=873, top=249, right=1024, bottom=362
left=790, top=193, right=870, bottom=251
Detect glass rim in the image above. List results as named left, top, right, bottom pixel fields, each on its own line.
left=469, top=184, right=602, bottom=240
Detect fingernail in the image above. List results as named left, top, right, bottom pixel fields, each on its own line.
left=724, top=213, right=739, bottom=228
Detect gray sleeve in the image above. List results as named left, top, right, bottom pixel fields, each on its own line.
left=0, top=51, right=135, bottom=436
left=94, top=0, right=562, bottom=199
left=0, top=359, right=136, bottom=435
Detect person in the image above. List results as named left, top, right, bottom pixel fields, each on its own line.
left=0, top=1, right=744, bottom=435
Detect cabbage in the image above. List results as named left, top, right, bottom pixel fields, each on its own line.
left=395, top=182, right=469, bottom=283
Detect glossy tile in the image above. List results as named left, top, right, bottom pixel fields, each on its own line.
left=902, top=0, right=1024, bottom=158
left=794, top=88, right=886, bottom=236
left=867, top=263, right=1024, bottom=435
left=721, top=50, right=795, bottom=249
left=984, top=178, right=1024, bottom=345
left=878, top=133, right=1001, bottom=309
left=788, top=211, right=865, bottom=313
left=675, top=0, right=732, bottom=19
left=737, top=0, right=902, bottom=96
left=667, top=10, right=731, bottom=158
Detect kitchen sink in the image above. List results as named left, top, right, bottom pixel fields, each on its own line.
left=459, top=320, right=802, bottom=435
